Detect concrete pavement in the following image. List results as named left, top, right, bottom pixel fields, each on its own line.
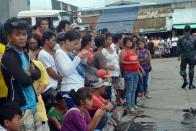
left=128, top=58, right=196, bottom=131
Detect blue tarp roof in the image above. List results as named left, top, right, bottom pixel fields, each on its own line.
left=96, top=6, right=138, bottom=33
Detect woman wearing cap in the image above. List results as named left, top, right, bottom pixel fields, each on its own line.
left=119, top=37, right=142, bottom=114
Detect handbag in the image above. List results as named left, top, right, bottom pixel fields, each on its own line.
left=84, top=65, right=99, bottom=85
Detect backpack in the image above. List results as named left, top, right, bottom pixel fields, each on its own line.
left=0, top=43, right=8, bottom=98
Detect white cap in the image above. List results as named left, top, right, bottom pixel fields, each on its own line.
left=91, top=78, right=109, bottom=89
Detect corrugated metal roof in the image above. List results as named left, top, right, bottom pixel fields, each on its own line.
left=96, top=21, right=135, bottom=33
left=96, top=7, right=138, bottom=33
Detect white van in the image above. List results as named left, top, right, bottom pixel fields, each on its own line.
left=17, top=10, right=73, bottom=28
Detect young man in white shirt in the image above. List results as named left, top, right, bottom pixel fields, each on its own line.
left=38, top=30, right=62, bottom=111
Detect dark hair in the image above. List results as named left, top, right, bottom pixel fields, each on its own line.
left=123, top=37, right=133, bottom=48
left=56, top=92, right=64, bottom=103
left=27, top=33, right=43, bottom=47
left=37, top=18, right=49, bottom=27
left=56, top=32, right=66, bottom=43
left=42, top=30, right=56, bottom=43
left=32, top=24, right=38, bottom=30
left=81, top=34, right=93, bottom=49
left=69, top=87, right=92, bottom=106
left=56, top=20, right=70, bottom=33
left=63, top=30, right=80, bottom=42
left=0, top=103, right=22, bottom=126
left=105, top=32, right=112, bottom=40
left=184, top=25, right=191, bottom=32
left=138, top=37, right=146, bottom=44
left=95, top=34, right=105, bottom=50
left=113, top=33, right=122, bottom=44
left=4, top=17, right=29, bottom=36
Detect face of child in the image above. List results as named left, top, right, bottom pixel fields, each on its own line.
left=4, top=114, right=21, bottom=131
left=59, top=99, right=67, bottom=110
left=83, top=98, right=93, bottom=109
left=139, top=42, right=145, bottom=49
left=8, top=29, right=27, bottom=49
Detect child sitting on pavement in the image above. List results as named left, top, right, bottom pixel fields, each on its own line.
left=47, top=92, right=67, bottom=131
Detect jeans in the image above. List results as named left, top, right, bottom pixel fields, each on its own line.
left=138, top=71, right=149, bottom=93
left=96, top=113, right=109, bottom=130
left=124, top=71, right=138, bottom=108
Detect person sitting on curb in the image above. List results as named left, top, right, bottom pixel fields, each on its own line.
left=90, top=78, right=117, bottom=130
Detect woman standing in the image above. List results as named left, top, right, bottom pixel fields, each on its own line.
left=138, top=38, right=152, bottom=98
left=81, top=34, right=95, bottom=65
left=120, top=37, right=140, bottom=114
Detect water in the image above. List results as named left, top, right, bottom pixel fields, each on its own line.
left=128, top=108, right=196, bottom=131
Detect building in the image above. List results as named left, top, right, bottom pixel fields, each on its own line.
left=0, top=0, right=78, bottom=22
left=0, top=0, right=30, bottom=22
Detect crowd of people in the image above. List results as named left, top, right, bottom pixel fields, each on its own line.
left=146, top=32, right=180, bottom=58
left=0, top=17, right=152, bottom=131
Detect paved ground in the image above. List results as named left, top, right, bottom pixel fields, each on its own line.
left=128, top=58, right=196, bottom=131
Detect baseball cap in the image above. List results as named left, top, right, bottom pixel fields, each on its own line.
left=70, top=23, right=80, bottom=30
left=79, top=26, right=86, bottom=32
left=91, top=78, right=109, bottom=89
left=97, top=69, right=112, bottom=78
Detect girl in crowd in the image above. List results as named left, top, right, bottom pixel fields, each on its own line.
left=92, top=35, right=108, bottom=70
left=81, top=34, right=95, bottom=65
left=61, top=87, right=106, bottom=131
left=138, top=38, right=152, bottom=98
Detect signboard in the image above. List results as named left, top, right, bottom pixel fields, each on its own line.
left=138, top=6, right=173, bottom=19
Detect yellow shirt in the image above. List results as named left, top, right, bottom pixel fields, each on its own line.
left=33, top=60, right=50, bottom=121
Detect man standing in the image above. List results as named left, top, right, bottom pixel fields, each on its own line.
left=177, top=25, right=196, bottom=90
left=2, top=17, right=41, bottom=130
left=38, top=31, right=62, bottom=111
left=36, top=18, right=49, bottom=37
left=171, top=31, right=179, bottom=57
